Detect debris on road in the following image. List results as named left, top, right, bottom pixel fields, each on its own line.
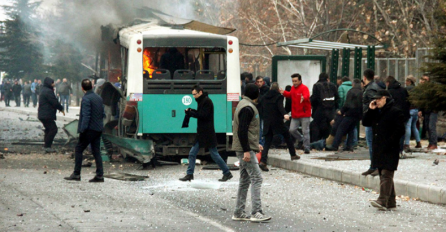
left=433, top=159, right=439, bottom=165
left=17, top=213, right=24, bottom=216
left=84, top=210, right=90, bottom=213
left=104, top=172, right=149, bottom=181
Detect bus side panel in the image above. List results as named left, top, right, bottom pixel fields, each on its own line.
left=226, top=101, right=233, bottom=133
left=140, top=94, right=227, bottom=134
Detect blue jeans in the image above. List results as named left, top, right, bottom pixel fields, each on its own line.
left=404, top=109, right=420, bottom=145
left=259, top=119, right=265, bottom=146
left=60, top=94, right=69, bottom=112
left=344, top=126, right=358, bottom=147
left=365, top=126, right=375, bottom=170
left=186, top=142, right=229, bottom=175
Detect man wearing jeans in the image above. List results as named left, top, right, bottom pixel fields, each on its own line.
left=179, top=85, right=232, bottom=182
left=281, top=73, right=312, bottom=154
left=418, top=75, right=438, bottom=150
left=57, top=78, right=73, bottom=113
left=404, top=76, right=422, bottom=151
left=362, top=69, right=382, bottom=176
left=232, top=83, right=271, bottom=222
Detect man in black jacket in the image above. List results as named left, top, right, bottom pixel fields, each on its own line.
left=362, top=69, right=382, bottom=176
left=38, top=77, right=64, bottom=153
left=258, top=82, right=300, bottom=171
left=310, top=73, right=339, bottom=142
left=65, top=79, right=105, bottom=182
left=3, top=80, right=13, bottom=107
left=12, top=80, right=22, bottom=107
left=255, top=76, right=269, bottom=147
left=179, top=85, right=232, bottom=182
left=326, top=79, right=363, bottom=151
left=363, top=89, right=405, bottom=211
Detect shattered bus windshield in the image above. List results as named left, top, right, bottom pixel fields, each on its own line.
left=143, top=47, right=226, bottom=80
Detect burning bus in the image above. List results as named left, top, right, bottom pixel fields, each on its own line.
left=98, top=12, right=241, bottom=165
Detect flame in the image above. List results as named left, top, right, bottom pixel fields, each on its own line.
left=143, top=48, right=157, bottom=78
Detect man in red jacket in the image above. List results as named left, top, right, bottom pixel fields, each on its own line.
left=281, top=73, right=312, bottom=154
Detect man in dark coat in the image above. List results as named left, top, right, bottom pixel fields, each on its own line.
left=259, top=82, right=300, bottom=171
left=179, top=85, right=232, bottom=182
left=326, top=79, right=363, bottom=151
left=255, top=76, right=269, bottom=146
left=23, top=81, right=32, bottom=107
left=310, top=73, right=339, bottom=142
left=363, top=89, right=405, bottom=211
left=65, top=79, right=105, bottom=182
left=38, top=77, right=64, bottom=153
left=3, top=80, right=13, bottom=107
left=12, top=80, right=22, bottom=107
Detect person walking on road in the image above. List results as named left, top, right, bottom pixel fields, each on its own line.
left=3, top=80, right=13, bottom=107
left=23, top=81, right=32, bottom=107
left=361, top=69, right=382, bottom=177
left=57, top=78, right=73, bottom=113
left=232, top=83, right=271, bottom=222
left=38, top=77, right=64, bottom=153
left=258, top=82, right=300, bottom=171
left=65, top=79, right=105, bottom=182
left=31, top=79, right=38, bottom=107
left=281, top=73, right=312, bottom=154
left=12, top=80, right=22, bottom=107
left=362, top=89, right=405, bottom=211
left=179, top=85, right=233, bottom=182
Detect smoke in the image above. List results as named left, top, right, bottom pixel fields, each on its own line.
left=33, top=0, right=198, bottom=63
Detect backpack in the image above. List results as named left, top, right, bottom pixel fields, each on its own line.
left=319, top=82, right=335, bottom=108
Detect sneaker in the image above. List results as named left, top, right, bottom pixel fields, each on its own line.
left=415, top=142, right=422, bottom=148
left=291, top=155, right=300, bottom=160
left=232, top=213, right=251, bottom=221
left=304, top=148, right=310, bottom=154
left=428, top=145, right=438, bottom=150
left=324, top=146, right=338, bottom=151
left=370, top=200, right=387, bottom=210
left=219, top=172, right=233, bottom=182
left=179, top=174, right=194, bottom=182
left=361, top=169, right=375, bottom=176
left=89, top=176, right=104, bottom=183
left=403, top=145, right=410, bottom=152
left=64, top=173, right=81, bottom=181
left=44, top=147, right=56, bottom=153
left=250, top=212, right=272, bottom=222
left=259, top=162, right=269, bottom=172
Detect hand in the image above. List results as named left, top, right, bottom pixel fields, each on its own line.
left=337, top=110, right=341, bottom=115
left=279, top=88, right=284, bottom=94
left=57, top=94, right=59, bottom=97
left=259, top=144, right=263, bottom=152
left=243, top=152, right=251, bottom=162
left=330, top=119, right=335, bottom=126
left=300, top=95, right=304, bottom=103
left=369, top=100, right=377, bottom=110
left=284, top=114, right=290, bottom=121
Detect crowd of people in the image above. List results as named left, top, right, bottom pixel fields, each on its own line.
left=239, top=70, right=439, bottom=173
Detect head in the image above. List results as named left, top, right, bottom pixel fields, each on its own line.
left=405, top=75, right=416, bottom=86
left=385, top=75, right=396, bottom=88
left=372, top=89, right=391, bottom=108
left=81, top=79, right=93, bottom=91
left=241, top=72, right=253, bottom=83
left=63, top=78, right=67, bottom=82
left=244, top=83, right=259, bottom=101
left=336, top=76, right=342, bottom=86
left=341, top=76, right=350, bottom=83
left=14, top=80, right=18, bottom=84
left=420, top=75, right=429, bottom=84
left=255, top=76, right=264, bottom=88
left=363, top=69, right=375, bottom=84
left=319, top=73, right=329, bottom=81
left=291, top=73, right=302, bottom=87
left=56, top=79, right=60, bottom=83
left=353, top=79, right=362, bottom=88
left=191, top=85, right=203, bottom=99
left=34, top=79, right=37, bottom=83
left=38, top=80, right=41, bottom=84
left=270, top=82, right=280, bottom=92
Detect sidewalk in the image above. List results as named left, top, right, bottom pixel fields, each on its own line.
left=0, top=100, right=79, bottom=122
left=268, top=144, right=446, bottom=205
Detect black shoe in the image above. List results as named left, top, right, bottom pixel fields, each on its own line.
left=89, top=176, right=104, bottom=182
left=370, top=169, right=379, bottom=176
left=295, top=141, right=303, bottom=150
left=179, top=174, right=194, bottom=182
left=343, top=147, right=353, bottom=152
left=259, top=162, right=269, bottom=172
left=291, top=155, right=301, bottom=160
left=64, top=173, right=81, bottom=181
left=361, top=169, right=375, bottom=176
left=219, top=172, right=233, bottom=182
left=304, top=148, right=310, bottom=154
left=325, top=146, right=338, bottom=151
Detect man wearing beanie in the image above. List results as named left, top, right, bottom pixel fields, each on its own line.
left=232, top=83, right=271, bottom=222
left=281, top=73, right=312, bottom=154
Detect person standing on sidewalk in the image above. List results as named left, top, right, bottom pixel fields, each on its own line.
left=65, top=79, right=105, bottom=182
left=232, top=83, right=271, bottom=222
left=361, top=69, right=382, bottom=176
left=403, top=76, right=422, bottom=151
left=363, top=89, right=405, bottom=211
left=281, top=73, right=312, bottom=154
left=38, top=77, right=65, bottom=153
left=418, top=75, right=439, bottom=150
left=255, top=76, right=269, bottom=147
left=57, top=78, right=73, bottom=113
left=179, top=85, right=233, bottom=182
left=258, top=82, right=300, bottom=171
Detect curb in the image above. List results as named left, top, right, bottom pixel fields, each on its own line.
left=0, top=107, right=77, bottom=123
left=269, top=156, right=446, bottom=205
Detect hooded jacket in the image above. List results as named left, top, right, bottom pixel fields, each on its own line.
left=337, top=81, right=352, bottom=109
left=282, top=83, right=311, bottom=118
left=387, top=80, right=410, bottom=122
left=362, top=99, right=405, bottom=170
left=38, top=77, right=63, bottom=120
left=259, top=89, right=288, bottom=135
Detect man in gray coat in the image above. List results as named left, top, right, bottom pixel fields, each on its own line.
left=232, top=83, right=271, bottom=222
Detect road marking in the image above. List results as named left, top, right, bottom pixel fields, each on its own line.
left=183, top=210, right=236, bottom=232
